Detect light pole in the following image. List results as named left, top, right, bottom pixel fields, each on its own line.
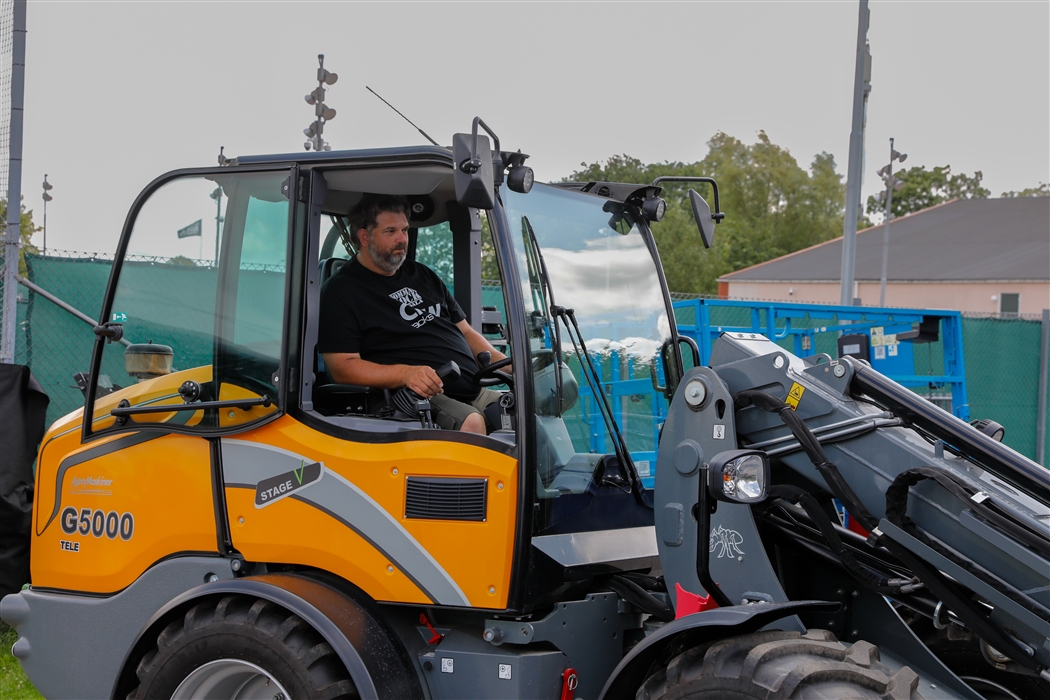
left=876, top=138, right=907, bottom=306
left=41, top=175, right=52, bottom=255
left=303, top=54, right=338, bottom=152
left=839, top=0, right=872, bottom=306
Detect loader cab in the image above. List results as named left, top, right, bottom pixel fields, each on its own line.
left=82, top=143, right=689, bottom=612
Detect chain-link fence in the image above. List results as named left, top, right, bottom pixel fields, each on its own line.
left=14, top=252, right=1050, bottom=464
left=960, top=313, right=1047, bottom=459
left=0, top=1, right=15, bottom=363
left=0, top=0, right=14, bottom=197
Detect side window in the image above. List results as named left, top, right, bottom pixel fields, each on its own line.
left=415, top=222, right=454, bottom=292
left=89, top=171, right=292, bottom=436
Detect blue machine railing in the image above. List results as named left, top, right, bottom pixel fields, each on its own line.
left=575, top=299, right=969, bottom=489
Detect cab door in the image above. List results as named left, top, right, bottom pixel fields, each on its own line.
left=31, top=168, right=296, bottom=593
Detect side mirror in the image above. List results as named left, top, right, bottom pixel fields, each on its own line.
left=452, top=132, right=495, bottom=210
left=689, top=189, right=716, bottom=249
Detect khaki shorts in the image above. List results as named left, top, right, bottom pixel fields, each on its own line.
left=430, top=389, right=501, bottom=431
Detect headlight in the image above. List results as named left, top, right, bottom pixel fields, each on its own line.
left=707, top=450, right=770, bottom=504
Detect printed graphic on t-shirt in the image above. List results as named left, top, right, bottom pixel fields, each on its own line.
left=390, top=286, right=441, bottom=329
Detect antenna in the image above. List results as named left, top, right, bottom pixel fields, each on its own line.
left=366, top=86, right=440, bottom=147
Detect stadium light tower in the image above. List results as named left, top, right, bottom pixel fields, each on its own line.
left=303, top=54, right=338, bottom=152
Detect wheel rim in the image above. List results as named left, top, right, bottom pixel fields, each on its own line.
left=170, top=659, right=292, bottom=700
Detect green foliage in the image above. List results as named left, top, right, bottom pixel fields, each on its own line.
left=167, top=255, right=197, bottom=266
left=568, top=132, right=845, bottom=295
left=480, top=213, right=499, bottom=281
left=0, top=623, right=43, bottom=700
left=0, top=198, right=41, bottom=276
left=866, top=165, right=990, bottom=219
left=1000, top=182, right=1049, bottom=198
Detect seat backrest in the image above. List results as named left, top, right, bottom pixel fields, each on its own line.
left=319, top=257, right=349, bottom=288
left=316, top=257, right=351, bottom=384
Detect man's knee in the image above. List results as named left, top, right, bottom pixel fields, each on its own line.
left=459, top=412, right=486, bottom=435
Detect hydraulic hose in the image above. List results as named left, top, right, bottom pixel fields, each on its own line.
left=734, top=389, right=880, bottom=531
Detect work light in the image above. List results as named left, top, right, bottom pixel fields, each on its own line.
left=707, top=449, right=770, bottom=504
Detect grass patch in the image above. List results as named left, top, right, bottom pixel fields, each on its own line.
left=0, top=623, right=43, bottom=700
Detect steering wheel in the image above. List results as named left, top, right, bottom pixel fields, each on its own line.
left=475, top=357, right=513, bottom=388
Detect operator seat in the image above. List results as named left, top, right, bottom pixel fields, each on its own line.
left=313, top=256, right=393, bottom=416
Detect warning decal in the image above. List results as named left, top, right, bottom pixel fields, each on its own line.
left=786, top=382, right=805, bottom=410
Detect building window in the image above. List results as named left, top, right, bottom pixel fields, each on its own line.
left=1000, top=292, right=1020, bottom=318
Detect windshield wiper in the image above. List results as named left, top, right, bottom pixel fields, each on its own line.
left=549, top=304, right=640, bottom=493
left=523, top=216, right=566, bottom=416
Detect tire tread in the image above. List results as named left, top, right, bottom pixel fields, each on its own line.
left=637, top=629, right=926, bottom=700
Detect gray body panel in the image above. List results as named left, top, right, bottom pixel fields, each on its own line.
left=708, top=332, right=1050, bottom=672
left=654, top=365, right=801, bottom=631
left=419, top=629, right=565, bottom=699
left=0, top=556, right=234, bottom=700
left=483, top=592, right=643, bottom=699
left=221, top=438, right=470, bottom=606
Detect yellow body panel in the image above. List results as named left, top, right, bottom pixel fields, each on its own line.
left=90, top=366, right=215, bottom=431
left=228, top=416, right=519, bottom=608
left=218, top=382, right=279, bottom=428
left=225, top=488, right=431, bottom=604
left=32, top=432, right=217, bottom=593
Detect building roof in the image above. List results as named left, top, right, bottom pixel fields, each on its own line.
left=721, top=197, right=1050, bottom=282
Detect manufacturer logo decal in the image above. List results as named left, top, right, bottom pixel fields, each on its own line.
left=709, top=525, right=744, bottom=558
left=69, top=475, right=113, bottom=496
left=255, top=460, right=323, bottom=507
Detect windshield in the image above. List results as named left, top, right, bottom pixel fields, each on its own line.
left=502, top=184, right=673, bottom=494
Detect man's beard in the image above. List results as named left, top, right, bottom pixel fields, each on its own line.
left=368, top=244, right=406, bottom=273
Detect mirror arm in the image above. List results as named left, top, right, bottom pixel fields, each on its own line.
left=651, top=176, right=725, bottom=222
left=463, top=117, right=502, bottom=178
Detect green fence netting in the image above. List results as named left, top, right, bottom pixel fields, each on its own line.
left=12, top=253, right=1050, bottom=463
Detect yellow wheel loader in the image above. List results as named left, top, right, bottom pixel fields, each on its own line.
left=3, top=122, right=1048, bottom=700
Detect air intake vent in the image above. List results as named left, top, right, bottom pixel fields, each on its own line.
left=405, top=477, right=487, bottom=521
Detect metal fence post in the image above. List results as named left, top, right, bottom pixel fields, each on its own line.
left=0, top=0, right=26, bottom=364
left=1037, top=309, right=1049, bottom=466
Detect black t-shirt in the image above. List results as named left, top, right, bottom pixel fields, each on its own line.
left=317, top=258, right=480, bottom=401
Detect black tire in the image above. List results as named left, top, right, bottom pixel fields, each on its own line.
left=637, top=629, right=926, bottom=700
left=128, top=594, right=357, bottom=700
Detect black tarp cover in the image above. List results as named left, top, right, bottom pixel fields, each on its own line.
left=0, top=363, right=49, bottom=599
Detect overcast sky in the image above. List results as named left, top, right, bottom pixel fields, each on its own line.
left=18, top=1, right=1050, bottom=255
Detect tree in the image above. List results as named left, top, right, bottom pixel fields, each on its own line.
left=568, top=131, right=845, bottom=295
left=0, top=198, right=40, bottom=276
left=866, top=165, right=989, bottom=219
left=1001, top=183, right=1049, bottom=198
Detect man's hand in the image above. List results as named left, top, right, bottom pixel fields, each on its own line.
left=401, top=365, right=443, bottom=398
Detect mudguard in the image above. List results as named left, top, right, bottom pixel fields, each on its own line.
left=598, top=600, right=838, bottom=700
left=118, top=573, right=424, bottom=700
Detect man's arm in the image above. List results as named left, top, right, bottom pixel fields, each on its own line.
left=456, top=320, right=509, bottom=366
left=322, top=352, right=444, bottom=397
